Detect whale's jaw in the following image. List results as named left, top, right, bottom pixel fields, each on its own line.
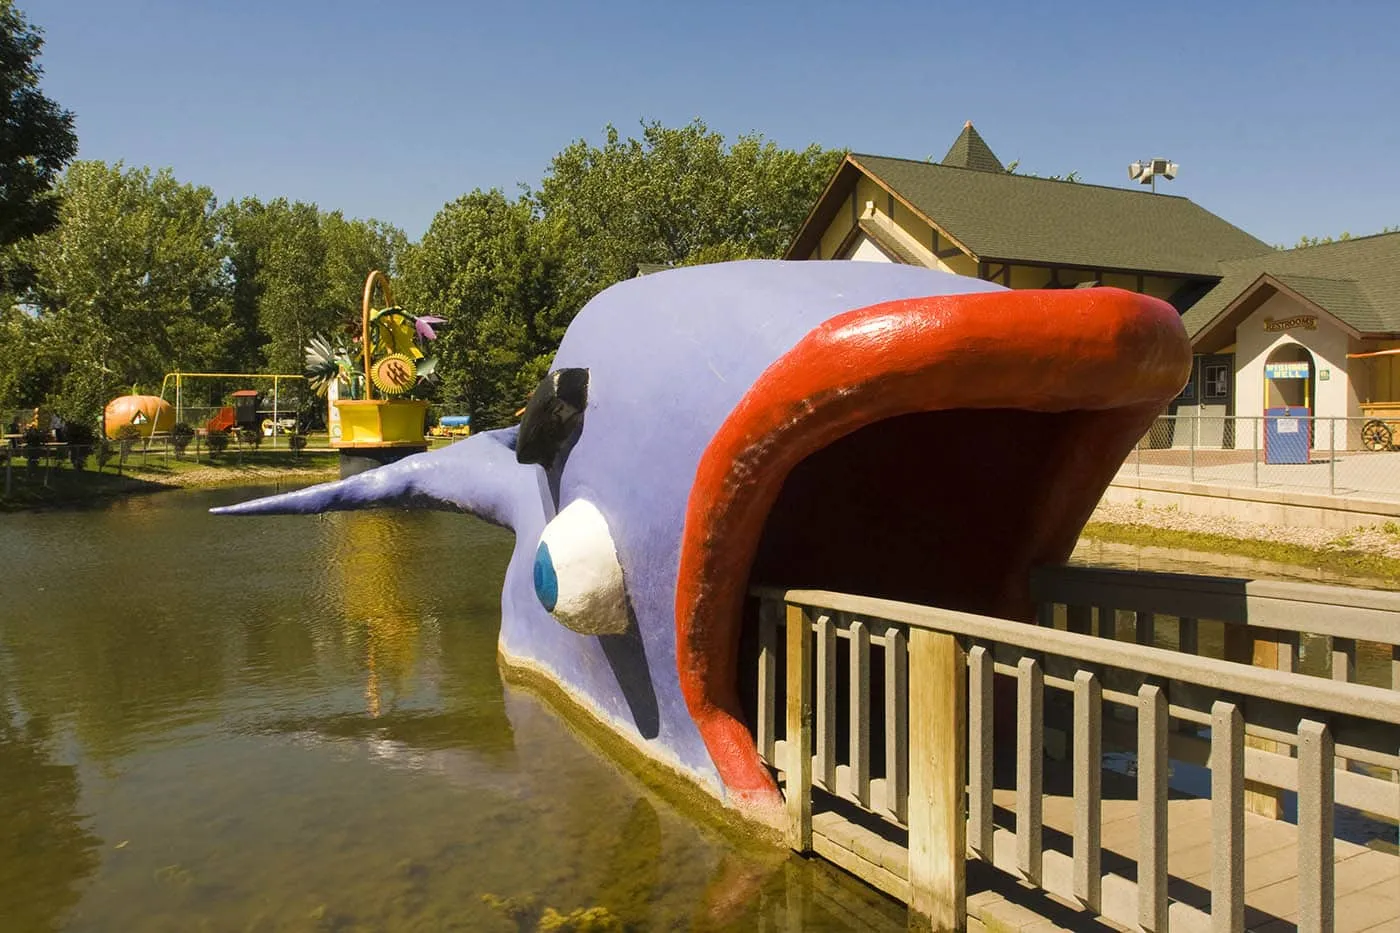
left=675, top=287, right=1192, bottom=815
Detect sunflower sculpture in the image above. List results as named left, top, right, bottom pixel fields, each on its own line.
left=304, top=302, right=444, bottom=400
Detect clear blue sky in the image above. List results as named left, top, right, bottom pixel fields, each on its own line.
left=22, top=0, right=1400, bottom=247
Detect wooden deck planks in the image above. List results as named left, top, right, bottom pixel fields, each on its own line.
left=817, top=788, right=1399, bottom=930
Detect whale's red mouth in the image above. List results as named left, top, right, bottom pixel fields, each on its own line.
left=674, top=287, right=1192, bottom=814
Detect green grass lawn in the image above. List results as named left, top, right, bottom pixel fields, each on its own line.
left=1, top=431, right=469, bottom=510
left=1, top=441, right=340, bottom=510
left=1080, top=520, right=1400, bottom=582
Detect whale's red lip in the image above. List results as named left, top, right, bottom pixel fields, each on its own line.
left=674, top=287, right=1192, bottom=814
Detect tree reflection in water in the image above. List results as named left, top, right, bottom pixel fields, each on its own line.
left=327, top=510, right=432, bottom=718
left=0, top=709, right=101, bottom=933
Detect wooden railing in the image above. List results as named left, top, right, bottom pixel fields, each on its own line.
left=1033, top=567, right=1400, bottom=827
left=1029, top=566, right=1400, bottom=693
left=752, top=575, right=1400, bottom=932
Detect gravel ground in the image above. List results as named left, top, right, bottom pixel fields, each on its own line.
left=1090, top=501, right=1400, bottom=559
left=126, top=464, right=338, bottom=488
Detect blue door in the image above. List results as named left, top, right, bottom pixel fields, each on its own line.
left=1264, top=406, right=1311, bottom=464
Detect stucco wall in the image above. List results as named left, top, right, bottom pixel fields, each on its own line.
left=1234, top=293, right=1359, bottom=450
left=816, top=191, right=856, bottom=260
left=939, top=251, right=979, bottom=277
left=847, top=233, right=893, bottom=263
left=891, top=199, right=929, bottom=252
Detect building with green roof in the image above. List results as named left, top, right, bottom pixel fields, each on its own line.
left=1182, top=231, right=1400, bottom=451
left=786, top=124, right=1400, bottom=451
left=786, top=122, right=1269, bottom=305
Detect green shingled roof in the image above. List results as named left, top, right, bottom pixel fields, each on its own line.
left=1181, top=231, right=1400, bottom=338
left=941, top=122, right=1005, bottom=173
left=847, top=153, right=1271, bottom=277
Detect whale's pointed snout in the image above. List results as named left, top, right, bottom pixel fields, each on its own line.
left=211, top=428, right=533, bottom=531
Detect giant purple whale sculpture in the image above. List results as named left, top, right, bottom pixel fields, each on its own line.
left=215, top=260, right=1191, bottom=823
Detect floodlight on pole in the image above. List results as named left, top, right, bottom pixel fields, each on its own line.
left=1128, top=158, right=1178, bottom=193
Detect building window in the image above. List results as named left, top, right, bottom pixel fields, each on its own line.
left=1203, top=364, right=1230, bottom=401
left=1177, top=359, right=1198, bottom=401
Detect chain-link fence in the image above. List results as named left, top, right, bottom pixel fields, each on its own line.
left=1121, top=415, right=1400, bottom=502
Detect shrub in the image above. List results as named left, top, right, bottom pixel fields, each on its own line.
left=289, top=433, right=308, bottom=459
left=65, top=422, right=95, bottom=470
left=238, top=427, right=262, bottom=450
left=114, top=424, right=142, bottom=457
left=22, top=426, right=44, bottom=469
left=206, top=431, right=230, bottom=455
left=95, top=438, right=115, bottom=471
left=171, top=422, right=195, bottom=458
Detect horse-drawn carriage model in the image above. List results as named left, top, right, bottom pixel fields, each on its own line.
left=1361, top=406, right=1400, bottom=451
left=1351, top=348, right=1400, bottom=451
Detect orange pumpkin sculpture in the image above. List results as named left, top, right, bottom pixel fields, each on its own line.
left=103, top=394, right=174, bottom=439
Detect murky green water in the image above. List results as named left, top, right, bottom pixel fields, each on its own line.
left=1071, top=538, right=1397, bottom=687
left=0, top=488, right=905, bottom=933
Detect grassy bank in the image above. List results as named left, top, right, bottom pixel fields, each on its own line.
left=1080, top=519, right=1400, bottom=581
left=1, top=448, right=338, bottom=510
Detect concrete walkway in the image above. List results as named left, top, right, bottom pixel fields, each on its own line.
left=1120, top=449, right=1400, bottom=504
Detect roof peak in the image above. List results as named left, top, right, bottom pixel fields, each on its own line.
left=940, top=122, right=1004, bottom=173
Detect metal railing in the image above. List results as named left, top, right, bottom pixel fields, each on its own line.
left=752, top=570, right=1400, bottom=931
left=1122, top=415, right=1400, bottom=502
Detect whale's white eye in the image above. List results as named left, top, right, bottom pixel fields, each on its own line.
left=532, top=499, right=629, bottom=635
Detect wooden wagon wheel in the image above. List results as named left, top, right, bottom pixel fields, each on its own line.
left=1360, top=419, right=1393, bottom=452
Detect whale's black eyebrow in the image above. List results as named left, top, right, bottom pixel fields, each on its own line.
left=516, top=368, right=589, bottom=466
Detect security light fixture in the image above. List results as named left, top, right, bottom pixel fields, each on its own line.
left=1129, top=159, right=1178, bottom=193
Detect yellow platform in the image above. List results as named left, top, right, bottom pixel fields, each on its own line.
left=331, top=399, right=428, bottom=448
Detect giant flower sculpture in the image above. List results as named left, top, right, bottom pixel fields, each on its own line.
left=305, top=304, right=444, bottom=399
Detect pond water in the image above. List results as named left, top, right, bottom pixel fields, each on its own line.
left=1071, top=537, right=1397, bottom=687
left=0, top=488, right=905, bottom=932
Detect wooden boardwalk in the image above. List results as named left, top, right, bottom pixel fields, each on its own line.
left=808, top=790, right=1399, bottom=933
left=755, top=570, right=1400, bottom=931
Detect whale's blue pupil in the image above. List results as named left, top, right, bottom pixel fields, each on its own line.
left=533, top=541, right=559, bottom=612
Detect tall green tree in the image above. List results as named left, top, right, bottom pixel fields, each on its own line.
left=536, top=119, right=843, bottom=314
left=0, top=300, right=56, bottom=409
left=13, top=161, right=231, bottom=423
left=243, top=199, right=328, bottom=375
left=0, top=1, right=77, bottom=255
left=220, top=198, right=405, bottom=374
left=322, top=211, right=408, bottom=315
left=398, top=189, right=559, bottom=428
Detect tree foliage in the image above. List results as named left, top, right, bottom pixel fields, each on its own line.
left=537, top=119, right=842, bottom=314
left=398, top=189, right=560, bottom=429
left=1003, top=160, right=1081, bottom=183
left=219, top=198, right=405, bottom=374
left=12, top=162, right=231, bottom=421
left=1288, top=226, right=1397, bottom=250
left=1, top=118, right=839, bottom=433
left=0, top=0, right=77, bottom=253
left=2, top=164, right=406, bottom=425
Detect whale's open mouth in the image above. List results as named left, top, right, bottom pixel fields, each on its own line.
left=674, top=287, right=1192, bottom=814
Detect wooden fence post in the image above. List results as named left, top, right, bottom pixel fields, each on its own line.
left=908, top=629, right=967, bottom=932
left=785, top=603, right=813, bottom=852
left=1228, top=629, right=1284, bottom=820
